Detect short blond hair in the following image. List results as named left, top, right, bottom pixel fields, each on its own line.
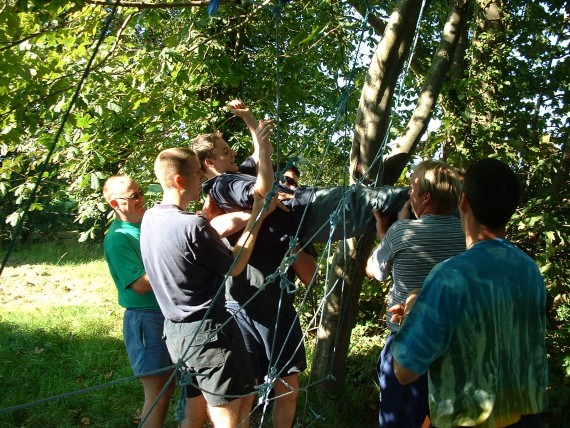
left=154, top=148, right=198, bottom=188
left=102, top=175, right=135, bottom=205
left=413, top=160, right=462, bottom=213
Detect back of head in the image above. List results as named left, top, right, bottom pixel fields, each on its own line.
left=463, top=158, right=521, bottom=229
left=190, top=131, right=224, bottom=169
left=413, top=160, right=462, bottom=213
left=103, top=175, right=134, bottom=205
left=155, top=148, right=197, bottom=188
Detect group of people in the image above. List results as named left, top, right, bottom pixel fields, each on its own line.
left=103, top=99, right=547, bottom=428
left=365, top=159, right=547, bottom=427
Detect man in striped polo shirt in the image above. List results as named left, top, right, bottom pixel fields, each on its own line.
left=366, top=160, right=465, bottom=428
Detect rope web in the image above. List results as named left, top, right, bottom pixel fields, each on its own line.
left=0, top=0, right=427, bottom=426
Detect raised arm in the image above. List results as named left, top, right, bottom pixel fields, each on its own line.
left=230, top=192, right=276, bottom=276
left=253, top=119, right=274, bottom=198
left=227, top=99, right=258, bottom=138
left=227, top=99, right=274, bottom=198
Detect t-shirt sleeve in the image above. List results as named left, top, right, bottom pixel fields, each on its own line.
left=391, top=260, right=465, bottom=375
left=372, top=227, right=396, bottom=281
left=238, top=156, right=257, bottom=176
left=210, top=174, right=256, bottom=212
left=105, top=233, right=145, bottom=289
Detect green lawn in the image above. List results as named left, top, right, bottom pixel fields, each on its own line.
left=1, top=241, right=568, bottom=427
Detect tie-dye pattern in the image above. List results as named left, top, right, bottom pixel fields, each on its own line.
left=392, top=239, right=547, bottom=427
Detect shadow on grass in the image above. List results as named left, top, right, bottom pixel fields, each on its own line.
left=0, top=319, right=176, bottom=428
left=1, top=240, right=104, bottom=268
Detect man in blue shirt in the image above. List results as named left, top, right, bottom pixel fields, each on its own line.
left=392, top=158, right=547, bottom=427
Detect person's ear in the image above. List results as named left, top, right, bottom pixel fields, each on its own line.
left=422, top=191, right=431, bottom=206
left=204, top=157, right=215, bottom=168
left=173, top=174, right=185, bottom=190
left=110, top=199, right=120, bottom=210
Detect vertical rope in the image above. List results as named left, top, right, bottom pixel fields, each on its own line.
left=0, top=1, right=122, bottom=277
left=273, top=1, right=283, bottom=170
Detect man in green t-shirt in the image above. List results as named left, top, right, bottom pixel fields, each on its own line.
left=103, top=176, right=207, bottom=428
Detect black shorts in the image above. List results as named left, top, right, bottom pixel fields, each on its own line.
left=226, top=301, right=307, bottom=381
left=164, top=318, right=255, bottom=407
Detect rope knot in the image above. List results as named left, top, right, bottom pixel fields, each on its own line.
left=255, top=367, right=278, bottom=405
left=329, top=211, right=340, bottom=228
left=280, top=274, right=298, bottom=294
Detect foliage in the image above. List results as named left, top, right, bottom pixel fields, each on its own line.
left=1, top=0, right=370, bottom=243
left=1, top=0, right=569, bottom=424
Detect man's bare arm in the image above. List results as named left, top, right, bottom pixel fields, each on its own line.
left=129, top=273, right=152, bottom=294
left=253, top=119, right=274, bottom=198
left=292, top=246, right=318, bottom=286
left=210, top=212, right=251, bottom=238
left=227, top=99, right=274, bottom=198
left=227, top=99, right=258, bottom=139
left=230, top=193, right=276, bottom=276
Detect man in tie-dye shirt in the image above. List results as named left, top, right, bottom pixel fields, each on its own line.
left=392, top=158, right=547, bottom=427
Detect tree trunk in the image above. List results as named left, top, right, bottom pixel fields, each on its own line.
left=551, top=137, right=570, bottom=198
left=310, top=0, right=424, bottom=391
left=310, top=0, right=472, bottom=392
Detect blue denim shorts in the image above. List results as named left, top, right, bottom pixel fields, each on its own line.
left=123, top=309, right=172, bottom=377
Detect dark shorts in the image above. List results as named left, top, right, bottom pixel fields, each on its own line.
left=226, top=301, right=307, bottom=382
left=378, top=332, right=429, bottom=427
left=123, top=309, right=172, bottom=377
left=164, top=318, right=255, bottom=407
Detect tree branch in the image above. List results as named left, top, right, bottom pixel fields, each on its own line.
left=85, top=0, right=208, bottom=9
left=384, top=0, right=471, bottom=181
left=185, top=0, right=271, bottom=56
left=98, top=12, right=139, bottom=65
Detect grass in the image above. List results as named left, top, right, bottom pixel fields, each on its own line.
left=0, top=241, right=385, bottom=427
left=0, top=241, right=175, bottom=427
left=1, top=241, right=569, bottom=427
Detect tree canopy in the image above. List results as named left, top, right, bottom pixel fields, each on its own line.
left=1, top=0, right=569, bottom=419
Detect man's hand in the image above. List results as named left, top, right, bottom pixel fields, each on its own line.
left=227, top=99, right=253, bottom=119
left=388, top=288, right=421, bottom=326
left=397, top=200, right=412, bottom=220
left=253, top=191, right=278, bottom=220
left=373, top=208, right=393, bottom=240
left=255, top=119, right=275, bottom=156
left=269, top=191, right=292, bottom=212
left=199, top=195, right=225, bottom=222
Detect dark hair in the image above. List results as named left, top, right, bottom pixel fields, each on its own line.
left=275, top=161, right=300, bottom=178
left=463, top=158, right=521, bottom=229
